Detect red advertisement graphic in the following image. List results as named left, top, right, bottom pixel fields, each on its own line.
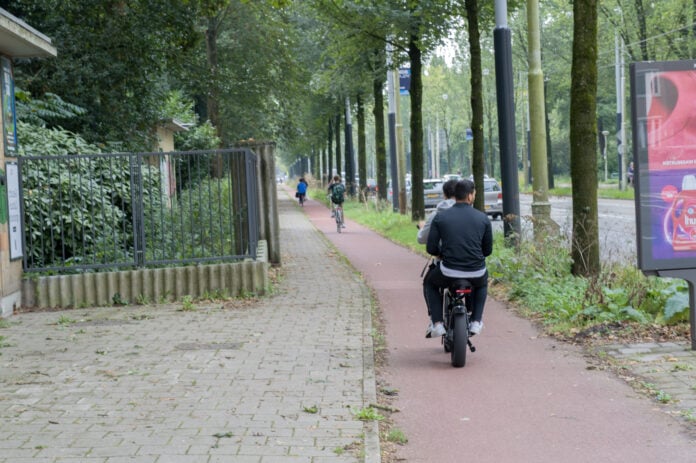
left=643, top=68, right=696, bottom=258
left=646, top=70, right=696, bottom=171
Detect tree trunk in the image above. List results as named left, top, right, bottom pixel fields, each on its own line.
left=373, top=74, right=388, bottom=201
left=205, top=17, right=221, bottom=143
left=634, top=0, right=650, bottom=60
left=570, top=0, right=600, bottom=276
left=357, top=93, right=367, bottom=202
left=409, top=34, right=425, bottom=221
left=466, top=0, right=485, bottom=212
left=328, top=117, right=334, bottom=180
left=335, top=114, right=342, bottom=178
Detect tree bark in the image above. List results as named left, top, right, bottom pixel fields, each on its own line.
left=357, top=93, right=367, bottom=202
left=335, top=113, right=342, bottom=178
left=466, top=0, right=485, bottom=212
left=328, top=117, right=334, bottom=180
left=409, top=34, right=425, bottom=220
left=373, top=74, right=388, bottom=201
left=570, top=0, right=600, bottom=276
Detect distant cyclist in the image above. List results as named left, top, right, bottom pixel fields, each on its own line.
left=296, top=177, right=308, bottom=206
left=328, top=175, right=346, bottom=226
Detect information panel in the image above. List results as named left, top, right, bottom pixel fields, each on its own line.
left=630, top=60, right=696, bottom=273
left=6, top=162, right=22, bottom=260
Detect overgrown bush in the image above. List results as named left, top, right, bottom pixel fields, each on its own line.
left=488, top=234, right=690, bottom=332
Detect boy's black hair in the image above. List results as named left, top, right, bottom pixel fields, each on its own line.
left=454, top=179, right=476, bottom=200
left=442, top=179, right=458, bottom=199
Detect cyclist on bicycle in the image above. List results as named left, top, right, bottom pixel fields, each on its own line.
left=424, top=179, right=492, bottom=337
left=328, top=175, right=346, bottom=227
left=296, top=177, right=308, bottom=205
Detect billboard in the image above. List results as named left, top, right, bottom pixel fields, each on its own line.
left=630, top=60, right=696, bottom=273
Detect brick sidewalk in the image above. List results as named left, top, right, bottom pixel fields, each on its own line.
left=0, top=192, right=379, bottom=462
left=603, top=342, right=696, bottom=421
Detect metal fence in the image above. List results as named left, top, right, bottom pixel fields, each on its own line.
left=18, top=148, right=259, bottom=273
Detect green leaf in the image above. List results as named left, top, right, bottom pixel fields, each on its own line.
left=664, top=291, right=690, bottom=323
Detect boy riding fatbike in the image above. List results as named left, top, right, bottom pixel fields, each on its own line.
left=416, top=178, right=458, bottom=338
left=328, top=175, right=346, bottom=228
left=423, top=179, right=493, bottom=338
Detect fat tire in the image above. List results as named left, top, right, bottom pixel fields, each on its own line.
left=451, top=314, right=468, bottom=367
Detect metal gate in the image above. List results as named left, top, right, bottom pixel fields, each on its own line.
left=18, top=148, right=259, bottom=273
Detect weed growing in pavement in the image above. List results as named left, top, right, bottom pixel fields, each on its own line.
left=671, top=364, right=693, bottom=372
left=0, top=335, right=9, bottom=349
left=681, top=410, right=696, bottom=422
left=303, top=405, right=318, bottom=414
left=178, top=295, right=196, bottom=312
left=656, top=390, right=673, bottom=404
left=56, top=315, right=76, bottom=326
left=0, top=318, right=9, bottom=329
left=386, top=428, right=408, bottom=444
left=351, top=406, right=384, bottom=421
left=112, top=292, right=128, bottom=306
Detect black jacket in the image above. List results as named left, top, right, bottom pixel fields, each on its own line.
left=426, top=202, right=493, bottom=272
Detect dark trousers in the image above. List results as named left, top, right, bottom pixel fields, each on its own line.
left=423, top=264, right=488, bottom=324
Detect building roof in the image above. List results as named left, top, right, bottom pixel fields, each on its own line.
left=0, top=8, right=57, bottom=58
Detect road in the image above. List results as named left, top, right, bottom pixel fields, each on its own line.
left=490, top=194, right=637, bottom=263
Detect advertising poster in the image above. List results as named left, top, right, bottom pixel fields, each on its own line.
left=6, top=162, right=22, bottom=260
left=630, top=60, right=696, bottom=272
left=0, top=56, right=17, bottom=156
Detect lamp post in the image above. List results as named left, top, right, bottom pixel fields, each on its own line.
left=601, top=130, right=609, bottom=182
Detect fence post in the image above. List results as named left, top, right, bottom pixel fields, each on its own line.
left=130, top=154, right=145, bottom=267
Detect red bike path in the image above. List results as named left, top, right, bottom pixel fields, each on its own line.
left=297, top=193, right=695, bottom=462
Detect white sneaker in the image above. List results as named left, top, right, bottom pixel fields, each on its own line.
left=431, top=322, right=446, bottom=337
left=425, top=322, right=434, bottom=338
left=469, top=321, right=483, bottom=335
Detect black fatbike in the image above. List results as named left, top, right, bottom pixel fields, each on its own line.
left=440, top=279, right=476, bottom=367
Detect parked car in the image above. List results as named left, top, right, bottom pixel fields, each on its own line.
left=483, top=177, right=503, bottom=220
left=423, top=178, right=445, bottom=209
left=468, top=175, right=503, bottom=219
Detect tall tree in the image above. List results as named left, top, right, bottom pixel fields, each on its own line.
left=357, top=93, right=367, bottom=200
left=464, top=0, right=486, bottom=212
left=9, top=0, right=199, bottom=149
left=569, top=0, right=600, bottom=276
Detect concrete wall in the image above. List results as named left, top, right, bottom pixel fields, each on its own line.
left=20, top=241, right=269, bottom=310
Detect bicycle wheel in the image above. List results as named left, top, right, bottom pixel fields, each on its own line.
left=450, top=313, right=469, bottom=367
left=336, top=208, right=342, bottom=233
